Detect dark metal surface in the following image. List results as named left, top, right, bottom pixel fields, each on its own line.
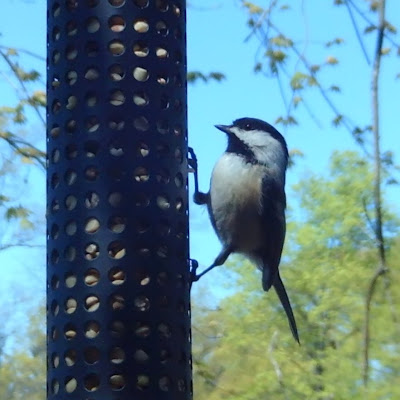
left=47, top=0, right=191, bottom=398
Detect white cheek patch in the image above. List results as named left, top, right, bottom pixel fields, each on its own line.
left=230, top=127, right=287, bottom=174
left=231, top=127, right=267, bottom=148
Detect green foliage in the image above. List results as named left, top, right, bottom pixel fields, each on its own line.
left=275, top=115, right=298, bottom=126
left=242, top=1, right=263, bottom=15
left=0, top=118, right=40, bottom=237
left=326, top=37, right=345, bottom=47
left=187, top=71, right=226, bottom=83
left=290, top=72, right=317, bottom=90
left=193, top=151, right=400, bottom=399
left=0, top=46, right=46, bottom=244
left=0, top=47, right=45, bottom=167
left=0, top=306, right=46, bottom=400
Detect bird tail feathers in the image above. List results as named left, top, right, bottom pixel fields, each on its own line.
left=272, top=273, right=300, bottom=344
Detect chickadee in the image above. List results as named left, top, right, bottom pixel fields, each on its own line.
left=189, top=117, right=299, bottom=343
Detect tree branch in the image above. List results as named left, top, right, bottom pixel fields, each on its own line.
left=345, top=0, right=371, bottom=65
left=0, top=45, right=46, bottom=62
left=362, top=265, right=388, bottom=386
left=347, top=0, right=400, bottom=51
left=0, top=243, right=44, bottom=251
left=363, top=0, right=388, bottom=388
left=267, top=21, right=357, bottom=134
left=268, top=331, right=289, bottom=400
left=371, top=1, right=386, bottom=266
left=0, top=131, right=46, bottom=169
left=0, top=49, right=46, bottom=127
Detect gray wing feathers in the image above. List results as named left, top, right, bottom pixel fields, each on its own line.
left=261, top=176, right=299, bottom=343
left=260, top=176, right=286, bottom=291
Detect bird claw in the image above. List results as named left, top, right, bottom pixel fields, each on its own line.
left=188, top=147, right=198, bottom=174
left=189, top=258, right=200, bottom=286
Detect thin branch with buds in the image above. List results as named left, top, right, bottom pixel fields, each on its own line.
left=0, top=49, right=46, bottom=127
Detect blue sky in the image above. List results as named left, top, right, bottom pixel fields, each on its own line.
left=0, top=0, right=399, bottom=308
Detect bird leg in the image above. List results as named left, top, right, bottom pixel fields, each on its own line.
left=188, top=147, right=208, bottom=205
left=191, top=246, right=233, bottom=283
left=188, top=147, right=231, bottom=286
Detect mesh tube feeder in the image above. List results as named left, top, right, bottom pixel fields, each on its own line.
left=47, top=0, right=191, bottom=398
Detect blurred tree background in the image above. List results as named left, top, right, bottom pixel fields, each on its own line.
left=193, top=150, right=400, bottom=399
left=0, top=4, right=46, bottom=398
left=0, top=0, right=399, bottom=399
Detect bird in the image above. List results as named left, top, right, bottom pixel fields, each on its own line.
left=189, top=117, right=299, bottom=343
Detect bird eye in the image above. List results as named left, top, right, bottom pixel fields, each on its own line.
left=244, top=124, right=252, bottom=131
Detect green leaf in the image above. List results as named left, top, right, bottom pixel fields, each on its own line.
left=386, top=178, right=398, bottom=185
left=290, top=71, right=308, bottom=90
left=275, top=115, right=298, bottom=126
left=293, top=95, right=303, bottom=107
left=370, top=1, right=379, bottom=11
left=364, top=25, right=377, bottom=34
left=208, top=72, right=226, bottom=82
left=326, top=38, right=344, bottom=47
left=20, top=218, right=34, bottom=230
left=288, top=148, right=304, bottom=167
left=326, top=56, right=339, bottom=65
left=311, top=64, right=321, bottom=73
left=332, top=114, right=343, bottom=126
left=187, top=71, right=226, bottom=84
left=270, top=34, right=293, bottom=48
left=28, top=91, right=47, bottom=107
left=254, top=62, right=262, bottom=73
left=381, top=151, right=394, bottom=167
left=289, top=71, right=317, bottom=90
left=265, top=49, right=287, bottom=63
left=385, top=21, right=397, bottom=34
left=0, top=194, right=10, bottom=204
left=6, top=47, right=18, bottom=56
left=242, top=2, right=263, bottom=14
left=5, top=205, right=30, bottom=220
left=330, top=85, right=341, bottom=92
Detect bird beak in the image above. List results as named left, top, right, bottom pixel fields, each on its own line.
left=215, top=124, right=232, bottom=134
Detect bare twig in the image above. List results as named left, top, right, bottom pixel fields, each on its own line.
left=192, top=324, right=223, bottom=340
left=0, top=243, right=45, bottom=251
left=276, top=70, right=289, bottom=111
left=0, top=45, right=46, bottom=62
left=345, top=0, right=371, bottom=65
left=347, top=0, right=400, bottom=51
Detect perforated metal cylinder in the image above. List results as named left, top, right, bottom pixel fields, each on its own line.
left=47, top=1, right=190, bottom=399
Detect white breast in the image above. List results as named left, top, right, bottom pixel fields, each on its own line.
left=210, top=154, right=265, bottom=251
